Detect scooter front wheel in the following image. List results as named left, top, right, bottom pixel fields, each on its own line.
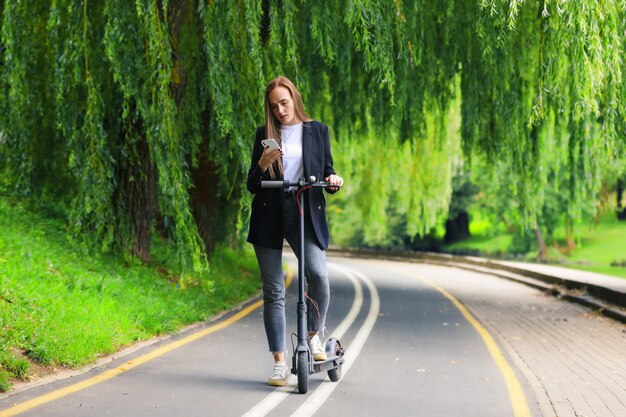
left=297, top=351, right=309, bottom=394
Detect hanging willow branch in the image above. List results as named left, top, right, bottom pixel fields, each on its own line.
left=0, top=0, right=624, bottom=263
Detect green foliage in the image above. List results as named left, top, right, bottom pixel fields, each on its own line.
left=0, top=1, right=56, bottom=196
left=0, top=370, right=11, bottom=392
left=199, top=0, right=266, bottom=167
left=50, top=0, right=118, bottom=251
left=329, top=90, right=462, bottom=246
left=4, top=356, right=29, bottom=380
left=0, top=349, right=30, bottom=393
left=0, top=1, right=625, bottom=259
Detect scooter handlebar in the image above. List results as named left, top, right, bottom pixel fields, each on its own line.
left=260, top=179, right=340, bottom=189
left=261, top=180, right=292, bottom=189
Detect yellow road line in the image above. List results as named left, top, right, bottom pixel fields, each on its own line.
left=384, top=265, right=532, bottom=417
left=0, top=272, right=292, bottom=417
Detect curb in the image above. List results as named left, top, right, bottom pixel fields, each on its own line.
left=327, top=247, right=626, bottom=324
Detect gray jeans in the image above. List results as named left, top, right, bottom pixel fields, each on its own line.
left=253, top=196, right=330, bottom=354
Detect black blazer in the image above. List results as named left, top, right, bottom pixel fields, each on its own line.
left=246, top=121, right=337, bottom=250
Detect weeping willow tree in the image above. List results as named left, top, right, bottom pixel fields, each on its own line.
left=0, top=1, right=624, bottom=269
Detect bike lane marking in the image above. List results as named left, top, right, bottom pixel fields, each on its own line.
left=0, top=273, right=292, bottom=417
left=382, top=262, right=532, bottom=417
left=241, top=262, right=373, bottom=417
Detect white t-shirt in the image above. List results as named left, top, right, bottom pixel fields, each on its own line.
left=281, top=122, right=304, bottom=188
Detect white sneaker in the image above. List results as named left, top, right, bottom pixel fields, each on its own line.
left=268, top=362, right=289, bottom=386
left=310, top=334, right=327, bottom=361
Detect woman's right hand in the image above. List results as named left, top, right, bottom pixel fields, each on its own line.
left=258, top=146, right=283, bottom=172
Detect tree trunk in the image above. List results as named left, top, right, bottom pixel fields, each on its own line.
left=189, top=142, right=242, bottom=258
left=617, top=178, right=626, bottom=220
left=564, top=218, right=576, bottom=253
left=166, top=0, right=241, bottom=258
left=121, top=130, right=157, bottom=263
left=190, top=144, right=220, bottom=257
left=534, top=222, right=548, bottom=262
left=444, top=210, right=470, bottom=244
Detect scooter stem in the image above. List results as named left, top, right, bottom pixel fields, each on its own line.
left=297, top=189, right=308, bottom=351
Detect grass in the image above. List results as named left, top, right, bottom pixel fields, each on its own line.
left=0, top=197, right=262, bottom=392
left=446, top=233, right=513, bottom=256
left=444, top=215, right=626, bottom=279
left=551, top=217, right=626, bottom=278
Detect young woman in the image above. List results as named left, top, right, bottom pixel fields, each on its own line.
left=246, top=76, right=344, bottom=386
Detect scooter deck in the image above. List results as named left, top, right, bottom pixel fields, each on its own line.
left=313, top=355, right=345, bottom=373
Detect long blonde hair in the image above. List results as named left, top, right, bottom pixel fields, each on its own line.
left=264, top=76, right=312, bottom=179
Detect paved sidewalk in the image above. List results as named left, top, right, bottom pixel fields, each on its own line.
left=495, top=260, right=626, bottom=295
left=459, top=257, right=626, bottom=322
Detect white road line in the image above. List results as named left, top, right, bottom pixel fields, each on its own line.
left=241, top=263, right=364, bottom=417
left=290, top=264, right=380, bottom=417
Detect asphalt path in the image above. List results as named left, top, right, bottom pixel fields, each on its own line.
left=1, top=254, right=624, bottom=417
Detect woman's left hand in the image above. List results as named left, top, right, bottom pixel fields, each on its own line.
left=324, top=174, right=344, bottom=192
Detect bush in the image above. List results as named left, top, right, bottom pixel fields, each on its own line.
left=0, top=370, right=11, bottom=392
left=3, top=356, right=30, bottom=381
left=509, top=231, right=536, bottom=255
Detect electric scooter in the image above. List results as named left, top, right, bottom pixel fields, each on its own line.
left=261, top=177, right=345, bottom=394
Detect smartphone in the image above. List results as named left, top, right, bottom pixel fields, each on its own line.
left=261, top=138, right=282, bottom=152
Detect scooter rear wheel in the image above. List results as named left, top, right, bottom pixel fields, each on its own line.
left=297, top=351, right=309, bottom=394
left=327, top=341, right=343, bottom=382
left=328, top=364, right=342, bottom=382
